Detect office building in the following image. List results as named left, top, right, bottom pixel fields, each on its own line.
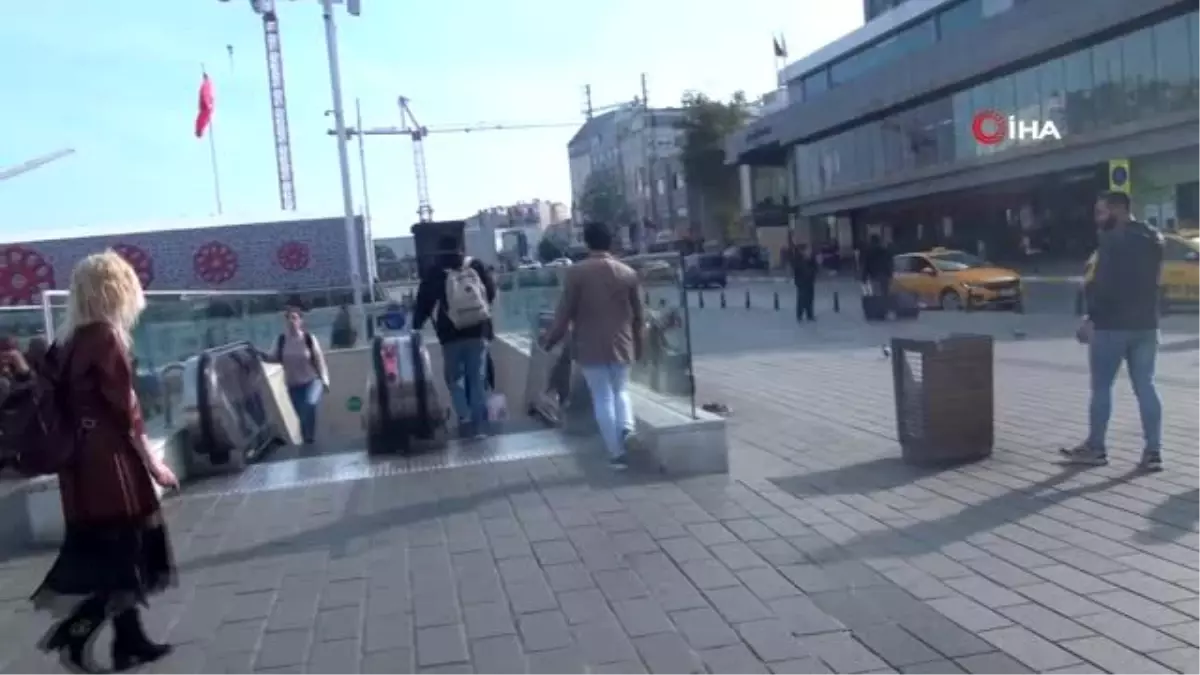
left=729, top=0, right=1199, bottom=262
left=567, top=105, right=690, bottom=243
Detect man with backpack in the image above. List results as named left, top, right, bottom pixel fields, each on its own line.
left=413, top=235, right=496, bottom=439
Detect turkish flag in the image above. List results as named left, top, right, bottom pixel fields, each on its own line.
left=194, top=74, right=214, bottom=138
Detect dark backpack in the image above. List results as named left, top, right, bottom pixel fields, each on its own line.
left=0, top=344, right=81, bottom=476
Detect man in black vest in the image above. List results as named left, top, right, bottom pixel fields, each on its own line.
left=1063, top=191, right=1164, bottom=471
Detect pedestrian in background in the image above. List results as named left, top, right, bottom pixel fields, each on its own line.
left=791, top=243, right=818, bottom=322
left=412, top=235, right=496, bottom=439
left=266, top=308, right=331, bottom=445
left=1064, top=191, right=1164, bottom=471
left=860, top=235, right=894, bottom=298
left=330, top=304, right=358, bottom=349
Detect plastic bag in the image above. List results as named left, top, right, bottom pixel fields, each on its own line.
left=487, top=392, right=508, bottom=422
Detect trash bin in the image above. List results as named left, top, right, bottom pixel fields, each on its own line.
left=890, top=334, right=994, bottom=465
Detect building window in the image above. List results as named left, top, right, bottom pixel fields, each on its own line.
left=1154, top=14, right=1194, bottom=114
left=787, top=78, right=805, bottom=104
left=938, top=0, right=983, bottom=38
left=804, top=70, right=829, bottom=98
left=1014, top=67, right=1041, bottom=147
left=1121, top=27, right=1156, bottom=121
left=1037, top=57, right=1066, bottom=131
left=1092, top=39, right=1126, bottom=128
left=981, top=0, right=1014, bottom=19
left=1063, top=49, right=1095, bottom=134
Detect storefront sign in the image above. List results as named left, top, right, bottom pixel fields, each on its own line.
left=972, top=109, right=1062, bottom=145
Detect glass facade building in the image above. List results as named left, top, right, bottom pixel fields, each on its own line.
left=793, top=10, right=1200, bottom=200
left=792, top=0, right=1036, bottom=106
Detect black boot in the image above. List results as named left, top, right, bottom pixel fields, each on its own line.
left=111, top=608, right=172, bottom=672
left=37, top=595, right=107, bottom=674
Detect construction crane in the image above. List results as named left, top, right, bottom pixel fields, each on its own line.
left=331, top=96, right=577, bottom=222
left=0, top=149, right=75, bottom=183
left=218, top=0, right=297, bottom=211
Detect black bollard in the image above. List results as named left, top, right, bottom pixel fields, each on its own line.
left=698, top=292, right=705, bottom=309
left=720, top=291, right=726, bottom=309
left=745, top=290, right=751, bottom=309
left=644, top=290, right=650, bottom=304
left=833, top=291, right=840, bottom=313
left=773, top=291, right=780, bottom=311
left=1075, top=288, right=1085, bottom=316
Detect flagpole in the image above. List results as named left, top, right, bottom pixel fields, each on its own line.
left=202, top=64, right=224, bottom=215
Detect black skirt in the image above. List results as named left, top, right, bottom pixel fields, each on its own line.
left=31, top=514, right=176, bottom=616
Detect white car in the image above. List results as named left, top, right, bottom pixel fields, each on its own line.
left=545, top=258, right=573, bottom=267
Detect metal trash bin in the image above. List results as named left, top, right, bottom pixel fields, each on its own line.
left=890, top=334, right=994, bottom=465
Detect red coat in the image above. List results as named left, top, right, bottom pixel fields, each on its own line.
left=57, top=323, right=160, bottom=527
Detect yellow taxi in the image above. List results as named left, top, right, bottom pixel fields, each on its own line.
left=1083, top=231, right=1199, bottom=312
left=892, top=248, right=1023, bottom=311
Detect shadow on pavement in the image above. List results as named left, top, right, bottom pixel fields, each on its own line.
left=771, top=462, right=1149, bottom=562
left=174, top=452, right=680, bottom=575
left=771, top=457, right=951, bottom=496
left=1135, top=487, right=1200, bottom=545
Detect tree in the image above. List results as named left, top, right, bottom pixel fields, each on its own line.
left=374, top=243, right=397, bottom=262
left=537, top=237, right=563, bottom=263
left=677, top=91, right=752, bottom=243
left=576, top=168, right=632, bottom=226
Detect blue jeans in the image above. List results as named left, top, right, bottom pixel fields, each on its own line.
left=287, top=379, right=323, bottom=443
left=1087, top=329, right=1162, bottom=456
left=580, top=364, right=634, bottom=459
left=443, top=338, right=488, bottom=429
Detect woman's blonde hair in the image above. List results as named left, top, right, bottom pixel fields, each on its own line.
left=61, top=249, right=146, bottom=349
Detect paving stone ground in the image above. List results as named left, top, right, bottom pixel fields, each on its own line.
left=0, top=311, right=1196, bottom=674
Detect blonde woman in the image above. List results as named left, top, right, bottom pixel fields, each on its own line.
left=32, top=250, right=178, bottom=673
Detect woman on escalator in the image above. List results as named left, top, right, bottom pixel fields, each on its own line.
left=32, top=250, right=179, bottom=673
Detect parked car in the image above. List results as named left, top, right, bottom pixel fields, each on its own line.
left=682, top=253, right=727, bottom=289
left=723, top=245, right=769, bottom=272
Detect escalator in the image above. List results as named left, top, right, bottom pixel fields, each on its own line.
left=167, top=334, right=598, bottom=498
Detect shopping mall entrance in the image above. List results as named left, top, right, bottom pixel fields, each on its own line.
left=851, top=164, right=1108, bottom=264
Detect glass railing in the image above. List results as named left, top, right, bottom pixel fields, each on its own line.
left=0, top=305, right=49, bottom=348
left=36, top=287, right=414, bottom=435
left=494, top=255, right=697, bottom=419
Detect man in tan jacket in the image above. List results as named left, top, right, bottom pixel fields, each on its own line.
left=542, top=222, right=644, bottom=470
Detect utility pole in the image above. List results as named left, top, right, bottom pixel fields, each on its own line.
left=641, top=73, right=658, bottom=251
left=321, top=0, right=366, bottom=335
left=584, top=85, right=594, bottom=119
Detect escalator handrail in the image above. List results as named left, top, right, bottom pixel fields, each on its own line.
left=193, top=341, right=266, bottom=457
left=370, top=334, right=433, bottom=438
left=156, top=362, right=187, bottom=428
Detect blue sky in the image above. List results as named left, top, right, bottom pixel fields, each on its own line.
left=1, top=0, right=862, bottom=240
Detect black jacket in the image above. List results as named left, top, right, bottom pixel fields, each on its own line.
left=1086, top=220, right=1163, bottom=331
left=791, top=255, right=818, bottom=287
left=861, top=244, right=893, bottom=282
left=413, top=253, right=497, bottom=344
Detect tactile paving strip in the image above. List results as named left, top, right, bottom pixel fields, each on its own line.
left=176, top=429, right=586, bottom=498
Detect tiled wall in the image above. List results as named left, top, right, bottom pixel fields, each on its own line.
left=0, top=216, right=367, bottom=305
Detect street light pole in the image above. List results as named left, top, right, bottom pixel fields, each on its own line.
left=321, top=0, right=367, bottom=332
left=355, top=98, right=376, bottom=295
